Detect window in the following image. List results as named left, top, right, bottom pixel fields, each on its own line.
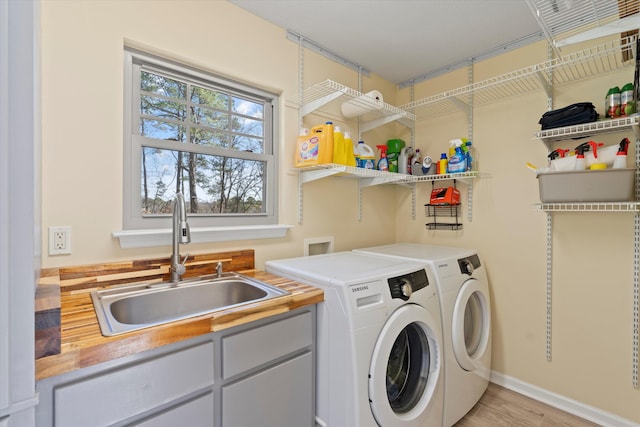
left=123, top=48, right=279, bottom=230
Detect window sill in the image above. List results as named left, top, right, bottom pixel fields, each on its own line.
left=112, top=224, right=293, bottom=249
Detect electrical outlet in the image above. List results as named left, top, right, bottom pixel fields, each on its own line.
left=49, top=226, right=71, bottom=255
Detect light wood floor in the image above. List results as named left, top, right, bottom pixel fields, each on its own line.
left=454, top=383, right=601, bottom=427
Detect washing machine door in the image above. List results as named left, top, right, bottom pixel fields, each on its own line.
left=452, top=277, right=491, bottom=371
left=368, top=304, right=442, bottom=426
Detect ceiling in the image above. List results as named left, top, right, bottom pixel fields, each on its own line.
left=229, top=0, right=545, bottom=84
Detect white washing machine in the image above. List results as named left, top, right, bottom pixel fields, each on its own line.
left=265, top=251, right=444, bottom=427
left=354, top=243, right=491, bottom=427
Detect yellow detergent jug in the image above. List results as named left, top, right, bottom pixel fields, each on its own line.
left=332, top=125, right=346, bottom=165
left=294, top=122, right=334, bottom=167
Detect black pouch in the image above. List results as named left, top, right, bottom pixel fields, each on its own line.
left=539, top=102, right=599, bottom=130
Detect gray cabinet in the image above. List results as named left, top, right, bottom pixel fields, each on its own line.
left=36, top=306, right=316, bottom=426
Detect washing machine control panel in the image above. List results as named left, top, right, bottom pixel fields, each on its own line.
left=387, top=269, right=429, bottom=301
left=458, top=254, right=481, bottom=275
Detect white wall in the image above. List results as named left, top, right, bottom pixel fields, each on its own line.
left=40, top=0, right=639, bottom=423
left=396, top=39, right=639, bottom=423
left=40, top=0, right=397, bottom=270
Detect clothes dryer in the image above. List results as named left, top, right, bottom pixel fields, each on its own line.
left=265, top=252, right=444, bottom=427
left=354, top=243, right=491, bottom=427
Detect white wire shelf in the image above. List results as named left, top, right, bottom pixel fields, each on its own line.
left=300, top=79, right=415, bottom=131
left=400, top=34, right=637, bottom=121
left=533, top=114, right=640, bottom=143
left=535, top=201, right=640, bottom=212
left=297, top=164, right=483, bottom=186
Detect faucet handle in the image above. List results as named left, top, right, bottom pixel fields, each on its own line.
left=173, top=253, right=189, bottom=276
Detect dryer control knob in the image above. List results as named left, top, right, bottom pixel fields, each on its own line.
left=461, top=259, right=474, bottom=275
left=400, top=279, right=413, bottom=298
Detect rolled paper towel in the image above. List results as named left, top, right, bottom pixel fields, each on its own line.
left=341, top=90, right=384, bottom=118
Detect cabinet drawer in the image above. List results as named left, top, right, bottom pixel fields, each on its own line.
left=222, top=352, right=313, bottom=427
left=53, top=341, right=214, bottom=427
left=133, top=390, right=214, bottom=427
left=222, top=311, right=312, bottom=379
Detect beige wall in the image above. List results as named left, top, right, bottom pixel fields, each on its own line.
left=41, top=0, right=639, bottom=423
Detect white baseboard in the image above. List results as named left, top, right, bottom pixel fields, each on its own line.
left=489, top=371, right=640, bottom=427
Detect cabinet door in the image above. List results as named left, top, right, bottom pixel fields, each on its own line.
left=222, top=352, right=313, bottom=427
left=53, top=341, right=214, bottom=427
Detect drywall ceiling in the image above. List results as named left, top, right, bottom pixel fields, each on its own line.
left=229, top=0, right=544, bottom=84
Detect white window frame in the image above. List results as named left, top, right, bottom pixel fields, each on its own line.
left=122, top=48, right=280, bottom=232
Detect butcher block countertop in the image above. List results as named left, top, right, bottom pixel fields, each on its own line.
left=35, top=250, right=323, bottom=381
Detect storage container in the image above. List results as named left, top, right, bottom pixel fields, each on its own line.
left=537, top=168, right=635, bottom=203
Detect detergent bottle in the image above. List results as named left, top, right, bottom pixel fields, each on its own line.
left=447, top=146, right=467, bottom=173
left=411, top=149, right=422, bottom=175
left=317, top=122, right=334, bottom=164
left=355, top=141, right=375, bottom=169
left=398, top=146, right=413, bottom=174
left=376, top=145, right=389, bottom=171
left=613, top=137, right=631, bottom=169
left=294, top=123, right=334, bottom=167
left=437, top=153, right=448, bottom=174
left=343, top=131, right=356, bottom=167
left=332, top=125, right=346, bottom=165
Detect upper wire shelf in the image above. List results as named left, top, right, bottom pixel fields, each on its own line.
left=400, top=34, right=637, bottom=121
left=300, top=80, right=415, bottom=131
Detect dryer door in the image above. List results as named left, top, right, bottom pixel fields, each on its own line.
left=368, top=304, right=442, bottom=427
left=452, top=277, right=491, bottom=372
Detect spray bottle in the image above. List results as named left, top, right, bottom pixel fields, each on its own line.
left=613, top=137, right=631, bottom=169
left=447, top=146, right=467, bottom=173
left=574, top=144, right=586, bottom=170
left=463, top=141, right=473, bottom=171
left=376, top=145, right=389, bottom=171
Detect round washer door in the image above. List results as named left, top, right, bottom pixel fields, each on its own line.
left=369, top=304, right=442, bottom=427
left=452, top=278, right=491, bottom=371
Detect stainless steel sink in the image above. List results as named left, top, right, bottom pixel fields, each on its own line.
left=91, top=273, right=290, bottom=336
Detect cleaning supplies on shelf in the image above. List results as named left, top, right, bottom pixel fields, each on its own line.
left=574, top=144, right=586, bottom=170
left=355, top=141, right=375, bottom=169
left=294, top=122, right=334, bottom=167
left=376, top=145, right=389, bottom=171
left=605, top=86, right=621, bottom=118
left=331, top=125, right=346, bottom=165
left=386, top=139, right=405, bottom=173
left=437, top=153, right=448, bottom=174
left=422, top=156, right=434, bottom=175
left=613, top=138, right=631, bottom=169
left=447, top=147, right=467, bottom=173
left=398, top=146, right=413, bottom=174
left=411, top=149, right=422, bottom=175
left=620, top=83, right=635, bottom=116
left=343, top=131, right=356, bottom=167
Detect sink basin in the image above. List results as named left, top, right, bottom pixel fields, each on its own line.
left=91, top=273, right=290, bottom=336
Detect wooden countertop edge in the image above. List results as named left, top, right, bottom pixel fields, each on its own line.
left=35, top=271, right=323, bottom=381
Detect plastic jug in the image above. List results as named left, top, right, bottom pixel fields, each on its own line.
left=398, top=147, right=413, bottom=174
left=355, top=141, right=375, bottom=169
left=343, top=131, right=356, bottom=167
left=332, top=125, right=346, bottom=165
left=294, top=122, right=334, bottom=167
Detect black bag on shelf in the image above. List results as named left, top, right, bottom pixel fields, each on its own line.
left=538, top=102, right=599, bottom=130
